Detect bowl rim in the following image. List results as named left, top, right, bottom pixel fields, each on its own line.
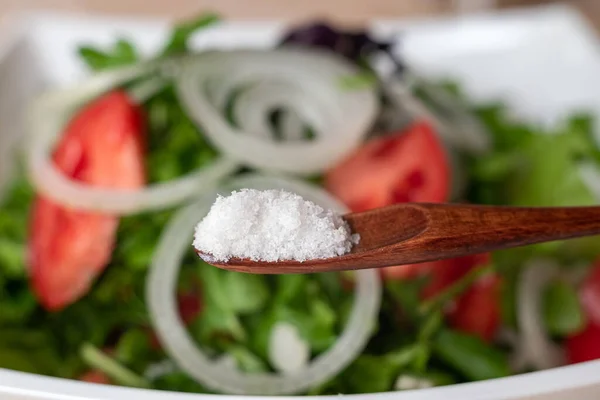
left=2, top=360, right=600, bottom=399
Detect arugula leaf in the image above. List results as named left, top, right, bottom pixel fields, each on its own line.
left=274, top=274, right=307, bottom=303
left=244, top=274, right=347, bottom=362
left=80, top=343, right=150, bottom=388
left=221, top=271, right=269, bottom=314
left=314, top=273, right=344, bottom=302
left=0, top=329, right=63, bottom=376
left=0, top=348, right=49, bottom=374
left=198, top=264, right=269, bottom=315
left=246, top=309, right=278, bottom=359
left=339, top=72, right=378, bottom=91
left=0, top=178, right=39, bottom=325
left=247, top=296, right=338, bottom=358
left=0, top=176, right=34, bottom=243
left=495, top=249, right=528, bottom=329
left=337, top=346, right=420, bottom=393
left=0, top=283, right=37, bottom=323
left=418, top=311, right=443, bottom=344
left=543, top=278, right=586, bottom=336
left=226, top=345, right=268, bottom=373
left=78, top=12, right=220, bottom=71
left=341, top=355, right=401, bottom=393
left=385, top=278, right=424, bottom=322
left=433, top=329, right=510, bottom=381
left=279, top=298, right=337, bottom=352
left=78, top=39, right=139, bottom=71
left=194, top=266, right=245, bottom=342
left=468, top=105, right=600, bottom=209
left=0, top=239, right=25, bottom=277
left=506, top=120, right=600, bottom=257
left=466, top=93, right=600, bottom=261
left=115, top=328, right=153, bottom=366
left=508, top=126, right=597, bottom=207
left=143, top=86, right=219, bottom=183
left=193, top=305, right=245, bottom=343
left=411, top=344, right=432, bottom=373
left=160, top=13, right=220, bottom=56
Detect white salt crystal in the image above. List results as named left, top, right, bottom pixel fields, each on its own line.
left=193, top=189, right=358, bottom=262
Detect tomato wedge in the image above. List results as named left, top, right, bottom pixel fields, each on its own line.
left=421, top=253, right=491, bottom=299
left=418, top=253, right=500, bottom=342
left=565, top=259, right=600, bottom=364
left=177, top=291, right=204, bottom=325
left=447, top=271, right=502, bottom=342
left=566, top=322, right=600, bottom=364
left=325, top=120, right=451, bottom=279
left=579, top=260, right=600, bottom=326
left=326, top=120, right=449, bottom=212
left=28, top=90, right=146, bottom=311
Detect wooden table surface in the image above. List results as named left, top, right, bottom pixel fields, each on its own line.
left=0, top=0, right=599, bottom=29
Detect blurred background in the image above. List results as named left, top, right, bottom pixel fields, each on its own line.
left=0, top=0, right=598, bottom=27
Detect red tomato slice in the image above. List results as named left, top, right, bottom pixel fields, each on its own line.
left=565, top=321, right=600, bottom=364
left=325, top=118, right=498, bottom=340
left=579, top=260, right=600, bottom=326
left=79, top=370, right=111, bottom=384
left=177, top=291, right=203, bottom=325
left=421, top=253, right=491, bottom=299
left=564, top=259, right=600, bottom=364
left=419, top=253, right=500, bottom=342
left=326, top=120, right=449, bottom=212
left=447, top=272, right=502, bottom=342
left=28, top=90, right=146, bottom=311
left=325, top=120, right=450, bottom=279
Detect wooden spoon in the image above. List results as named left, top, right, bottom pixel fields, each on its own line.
left=196, top=203, right=600, bottom=274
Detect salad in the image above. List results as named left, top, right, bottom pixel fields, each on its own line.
left=1, top=12, right=600, bottom=396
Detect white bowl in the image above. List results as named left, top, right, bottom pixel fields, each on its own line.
left=1, top=3, right=600, bottom=399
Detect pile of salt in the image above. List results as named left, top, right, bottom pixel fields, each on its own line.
left=193, top=189, right=358, bottom=262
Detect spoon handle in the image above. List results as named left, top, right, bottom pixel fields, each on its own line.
left=393, top=203, right=600, bottom=262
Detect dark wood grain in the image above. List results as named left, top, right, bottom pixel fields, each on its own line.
left=197, top=203, right=600, bottom=274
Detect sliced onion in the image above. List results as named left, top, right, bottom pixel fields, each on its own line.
left=513, top=259, right=565, bottom=371
left=25, top=60, right=239, bottom=214
left=383, top=74, right=491, bottom=155
left=175, top=49, right=379, bottom=175
left=446, top=145, right=468, bottom=201
left=408, top=73, right=491, bottom=154
left=497, top=327, right=535, bottom=373
left=146, top=173, right=382, bottom=395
